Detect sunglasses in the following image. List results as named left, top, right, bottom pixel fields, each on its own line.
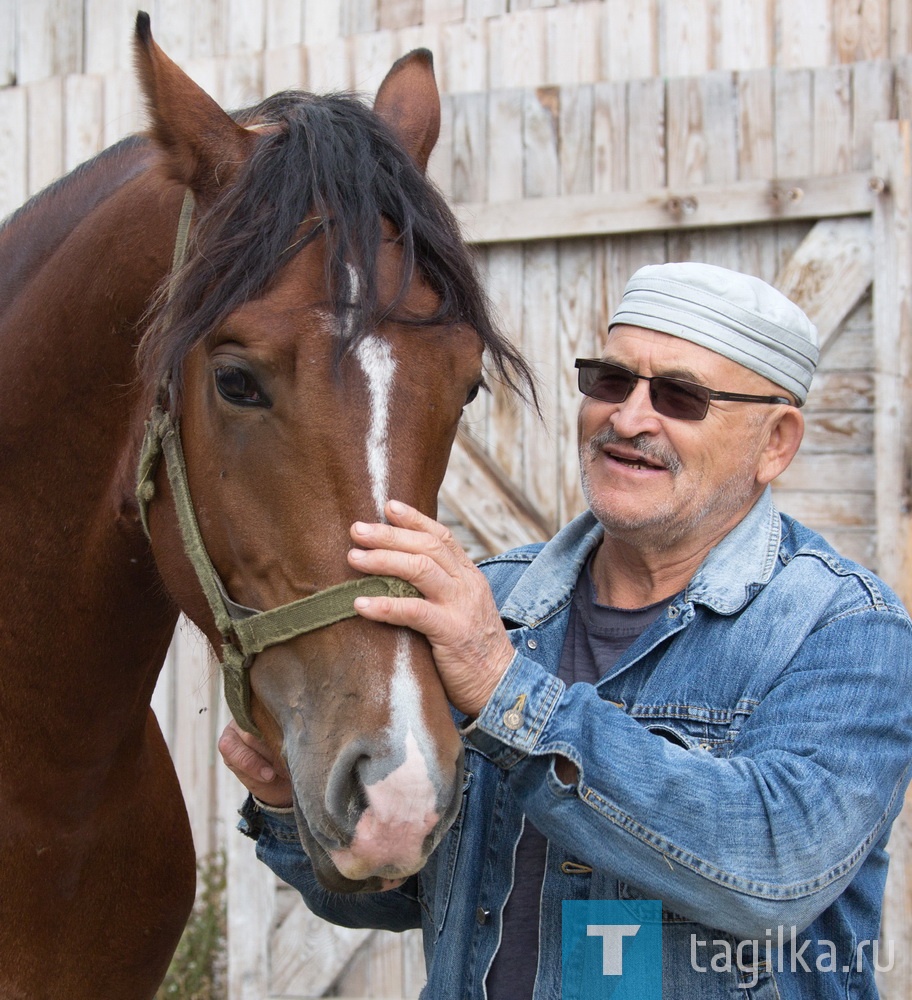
left=575, top=359, right=795, bottom=422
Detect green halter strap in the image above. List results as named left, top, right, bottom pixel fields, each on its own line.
left=135, top=191, right=419, bottom=736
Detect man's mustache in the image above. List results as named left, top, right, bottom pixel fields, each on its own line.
left=586, top=427, right=683, bottom=476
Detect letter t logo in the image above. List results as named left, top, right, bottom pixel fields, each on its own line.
left=587, top=924, right=641, bottom=975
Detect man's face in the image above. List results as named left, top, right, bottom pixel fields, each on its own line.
left=578, top=325, right=787, bottom=552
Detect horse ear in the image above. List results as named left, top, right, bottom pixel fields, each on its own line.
left=373, top=49, right=440, bottom=175
left=133, top=11, right=255, bottom=201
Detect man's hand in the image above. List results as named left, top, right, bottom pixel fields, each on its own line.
left=347, top=499, right=516, bottom=717
left=218, top=719, right=293, bottom=808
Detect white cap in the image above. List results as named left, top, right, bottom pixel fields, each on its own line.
left=609, top=262, right=819, bottom=404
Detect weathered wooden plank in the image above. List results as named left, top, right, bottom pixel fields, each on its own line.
left=63, top=74, right=104, bottom=173
left=559, top=84, right=593, bottom=196
left=716, top=0, right=772, bottom=71
left=800, top=410, right=874, bottom=453
left=17, top=0, right=84, bottom=84
left=439, top=428, right=551, bottom=555
left=803, top=370, right=875, bottom=411
left=625, top=77, right=666, bottom=190
left=776, top=0, right=832, bottom=69
left=852, top=60, right=895, bottom=171
left=773, top=452, right=873, bottom=492
left=451, top=91, right=488, bottom=203
left=592, top=80, right=627, bottom=194
left=896, top=55, right=912, bottom=119
left=892, top=0, right=912, bottom=60
left=545, top=2, right=599, bottom=86
left=488, top=8, right=547, bottom=89
left=0, top=0, right=14, bottom=87
left=102, top=69, right=144, bottom=147
left=773, top=68, right=814, bottom=178
left=265, top=0, right=303, bottom=50
left=774, top=217, right=874, bottom=353
left=427, top=91, right=454, bottom=199
left=440, top=19, right=488, bottom=93
left=521, top=237, right=559, bottom=525
left=481, top=90, right=525, bottom=475
left=464, top=0, right=507, bottom=18
left=305, top=37, right=353, bottom=93
left=557, top=240, right=596, bottom=523
left=872, top=120, right=912, bottom=601
left=661, top=0, right=711, bottom=78
left=736, top=68, right=775, bottom=181
left=26, top=77, right=64, bottom=197
left=351, top=29, right=397, bottom=93
left=342, top=0, right=378, bottom=36
left=268, top=896, right=372, bottom=996
left=487, top=89, right=524, bottom=201
left=479, top=244, right=527, bottom=478
left=379, top=0, right=423, bottom=31
left=422, top=0, right=465, bottom=25
left=220, top=51, right=265, bottom=109
left=834, top=0, right=890, bottom=62
left=225, top=0, right=265, bottom=55
left=813, top=65, right=853, bottom=177
left=262, top=44, right=307, bottom=95
left=872, top=123, right=912, bottom=1000
left=84, top=0, right=136, bottom=74
left=0, top=87, right=28, bottom=220
left=601, top=0, right=658, bottom=81
left=303, top=0, right=341, bottom=45
left=453, top=172, right=877, bottom=243
left=772, top=489, right=875, bottom=527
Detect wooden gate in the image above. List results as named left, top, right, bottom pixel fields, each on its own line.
left=2, top=1, right=912, bottom=997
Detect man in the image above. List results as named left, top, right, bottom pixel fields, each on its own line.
left=220, top=262, right=912, bottom=999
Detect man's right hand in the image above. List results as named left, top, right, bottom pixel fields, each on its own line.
left=218, top=719, right=294, bottom=808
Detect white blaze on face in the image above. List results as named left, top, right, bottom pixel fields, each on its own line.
left=354, top=333, right=396, bottom=520
left=329, top=634, right=442, bottom=880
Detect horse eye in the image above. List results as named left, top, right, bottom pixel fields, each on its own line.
left=465, top=382, right=482, bottom=406
left=214, top=366, right=269, bottom=407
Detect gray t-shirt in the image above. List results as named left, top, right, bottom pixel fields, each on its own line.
left=485, top=558, right=671, bottom=999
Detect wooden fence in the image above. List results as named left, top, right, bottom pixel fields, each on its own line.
left=4, top=1, right=912, bottom=997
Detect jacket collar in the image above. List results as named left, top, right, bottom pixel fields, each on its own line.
left=498, top=487, right=781, bottom=625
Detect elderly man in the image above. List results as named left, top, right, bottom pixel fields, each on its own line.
left=221, top=262, right=912, bottom=999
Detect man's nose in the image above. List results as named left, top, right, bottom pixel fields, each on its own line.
left=608, top=378, right=662, bottom=437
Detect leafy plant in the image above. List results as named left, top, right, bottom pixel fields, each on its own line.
left=156, top=851, right=227, bottom=1000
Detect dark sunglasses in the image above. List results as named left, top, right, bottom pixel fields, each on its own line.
left=575, top=359, right=795, bottom=421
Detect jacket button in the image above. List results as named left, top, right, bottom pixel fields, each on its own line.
left=476, top=907, right=491, bottom=925
left=502, top=709, right=524, bottom=730
left=527, top=638, right=538, bottom=649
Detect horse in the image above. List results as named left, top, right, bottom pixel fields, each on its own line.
left=0, top=13, right=533, bottom=998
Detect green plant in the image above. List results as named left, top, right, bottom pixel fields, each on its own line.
left=156, top=851, right=227, bottom=1000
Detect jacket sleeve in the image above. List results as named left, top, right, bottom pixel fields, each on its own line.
left=466, top=603, right=912, bottom=941
left=238, top=796, right=422, bottom=932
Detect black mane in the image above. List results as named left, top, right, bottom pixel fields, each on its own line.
left=140, top=89, right=535, bottom=406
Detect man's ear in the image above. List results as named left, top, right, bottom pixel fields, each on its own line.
left=756, top=407, right=804, bottom=487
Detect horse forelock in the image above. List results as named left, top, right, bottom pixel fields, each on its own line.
left=138, top=89, right=536, bottom=410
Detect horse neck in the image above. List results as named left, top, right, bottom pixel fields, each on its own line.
left=0, top=142, right=185, bottom=757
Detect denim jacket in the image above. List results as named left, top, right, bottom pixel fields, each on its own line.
left=241, top=489, right=912, bottom=999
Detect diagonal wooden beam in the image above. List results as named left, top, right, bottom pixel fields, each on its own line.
left=774, top=216, right=874, bottom=353
left=440, top=427, right=551, bottom=558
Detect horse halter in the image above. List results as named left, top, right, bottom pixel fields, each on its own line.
left=135, top=191, right=419, bottom=736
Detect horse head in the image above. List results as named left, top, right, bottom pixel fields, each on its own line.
left=132, top=14, right=532, bottom=892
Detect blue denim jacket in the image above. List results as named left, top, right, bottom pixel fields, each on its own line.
left=241, top=489, right=912, bottom=999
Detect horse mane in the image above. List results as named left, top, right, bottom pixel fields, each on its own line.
left=139, top=89, right=537, bottom=408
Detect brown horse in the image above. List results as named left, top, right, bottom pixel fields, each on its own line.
left=0, top=13, right=532, bottom=998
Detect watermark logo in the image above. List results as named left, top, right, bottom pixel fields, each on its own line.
left=562, top=900, right=662, bottom=999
